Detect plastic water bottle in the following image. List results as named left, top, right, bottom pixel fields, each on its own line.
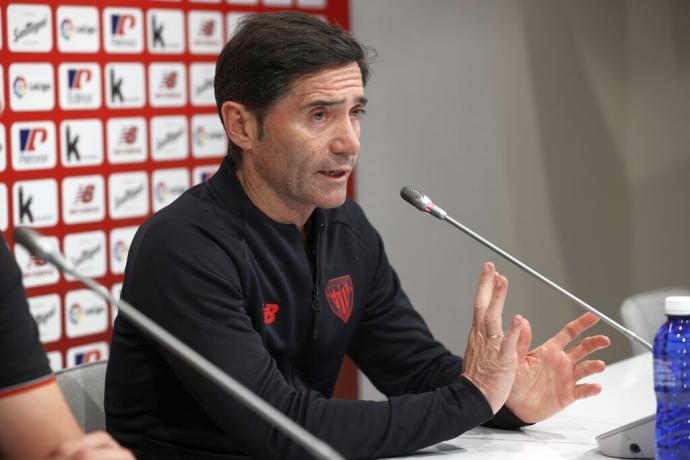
left=654, top=296, right=690, bottom=459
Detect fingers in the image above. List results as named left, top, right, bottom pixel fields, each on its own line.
left=515, top=316, right=532, bottom=361
left=499, top=315, right=523, bottom=363
left=552, top=312, right=599, bottom=348
left=573, top=359, right=606, bottom=381
left=484, top=273, right=508, bottom=339
left=52, top=432, right=135, bottom=460
left=566, top=335, right=610, bottom=361
left=574, top=382, right=602, bottom=400
left=472, top=262, right=496, bottom=328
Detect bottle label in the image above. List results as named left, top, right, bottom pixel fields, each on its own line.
left=654, top=358, right=677, bottom=388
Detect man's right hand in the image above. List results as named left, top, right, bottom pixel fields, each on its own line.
left=462, top=262, right=525, bottom=414
left=50, top=432, right=135, bottom=460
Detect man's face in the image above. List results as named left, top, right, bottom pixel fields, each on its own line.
left=242, top=62, right=366, bottom=221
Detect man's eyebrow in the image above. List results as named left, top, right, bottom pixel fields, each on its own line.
left=302, top=96, right=368, bottom=109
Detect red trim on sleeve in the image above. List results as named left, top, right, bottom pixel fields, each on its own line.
left=0, top=375, right=56, bottom=399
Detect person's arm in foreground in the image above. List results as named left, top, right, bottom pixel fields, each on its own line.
left=0, top=382, right=134, bottom=460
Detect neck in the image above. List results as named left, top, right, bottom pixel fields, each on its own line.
left=235, top=163, right=313, bottom=230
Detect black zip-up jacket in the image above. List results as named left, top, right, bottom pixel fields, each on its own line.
left=105, top=157, right=522, bottom=460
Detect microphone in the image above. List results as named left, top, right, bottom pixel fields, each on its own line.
left=400, top=186, right=652, bottom=352
left=13, top=227, right=344, bottom=460
left=400, top=186, right=656, bottom=459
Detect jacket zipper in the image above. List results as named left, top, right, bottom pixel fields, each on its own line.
left=311, top=222, right=325, bottom=342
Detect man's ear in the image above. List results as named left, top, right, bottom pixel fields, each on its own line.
left=221, top=101, right=259, bottom=152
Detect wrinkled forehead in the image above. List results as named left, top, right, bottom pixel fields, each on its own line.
left=287, top=62, right=365, bottom=103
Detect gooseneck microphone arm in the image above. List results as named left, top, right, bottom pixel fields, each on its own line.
left=13, top=227, right=345, bottom=460
left=400, top=186, right=653, bottom=352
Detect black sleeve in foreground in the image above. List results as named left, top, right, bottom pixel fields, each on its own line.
left=122, top=223, right=494, bottom=459
left=0, top=234, right=52, bottom=395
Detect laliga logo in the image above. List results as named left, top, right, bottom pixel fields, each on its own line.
left=111, top=14, right=136, bottom=36
left=69, top=303, right=84, bottom=325
left=194, top=126, right=207, bottom=147
left=155, top=181, right=170, bottom=202
left=67, top=69, right=92, bottom=89
left=61, top=19, right=75, bottom=40
left=19, top=128, right=48, bottom=152
left=113, top=240, right=128, bottom=262
left=13, top=77, right=28, bottom=98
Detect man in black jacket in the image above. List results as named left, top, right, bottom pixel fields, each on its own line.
left=105, top=12, right=610, bottom=459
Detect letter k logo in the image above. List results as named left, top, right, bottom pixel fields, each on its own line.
left=110, top=69, right=123, bottom=103
left=66, top=126, right=80, bottom=162
left=152, top=16, right=165, bottom=48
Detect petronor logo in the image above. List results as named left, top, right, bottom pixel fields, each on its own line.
left=67, top=69, right=92, bottom=89
left=111, top=14, right=135, bottom=35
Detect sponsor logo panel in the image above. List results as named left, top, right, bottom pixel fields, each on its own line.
left=0, top=184, right=7, bottom=231
left=0, top=123, right=5, bottom=172
left=14, top=236, right=60, bottom=287
left=191, top=114, right=227, bottom=158
left=46, top=351, right=63, bottom=372
left=58, top=63, right=101, bottom=110
left=263, top=0, right=293, bottom=6
left=148, top=63, right=187, bottom=107
left=103, top=8, right=143, bottom=54
left=189, top=63, right=215, bottom=107
left=152, top=168, right=189, bottom=212
left=63, top=231, right=107, bottom=280
left=107, top=117, right=147, bottom=164
left=60, top=119, right=104, bottom=167
left=28, top=294, right=61, bottom=343
left=111, top=283, right=122, bottom=324
left=147, top=9, right=185, bottom=54
left=151, top=116, right=188, bottom=161
left=11, top=120, right=57, bottom=171
left=57, top=6, right=99, bottom=53
left=109, top=226, right=137, bottom=275
left=12, top=179, right=58, bottom=228
left=188, top=11, right=223, bottom=54
left=226, top=0, right=259, bottom=5
left=297, top=0, right=327, bottom=8
left=61, top=175, right=106, bottom=224
left=66, top=341, right=109, bottom=367
left=192, top=164, right=218, bottom=185
left=105, top=63, right=146, bottom=109
left=65, top=289, right=108, bottom=338
left=8, top=4, right=52, bottom=52
left=226, top=13, right=249, bottom=40
left=9, top=63, right=55, bottom=112
left=108, top=172, right=149, bottom=219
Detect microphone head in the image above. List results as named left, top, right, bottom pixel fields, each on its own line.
left=400, top=186, right=427, bottom=212
left=13, top=227, right=53, bottom=260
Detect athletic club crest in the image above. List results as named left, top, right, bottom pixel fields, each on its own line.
left=325, top=275, right=354, bottom=323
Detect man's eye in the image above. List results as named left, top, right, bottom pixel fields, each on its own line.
left=352, top=108, right=367, bottom=119
left=312, top=111, right=326, bottom=121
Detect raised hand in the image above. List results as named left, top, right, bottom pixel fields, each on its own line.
left=462, top=262, right=525, bottom=413
left=506, top=312, right=610, bottom=423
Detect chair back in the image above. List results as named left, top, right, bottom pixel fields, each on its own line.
left=55, top=360, right=108, bottom=432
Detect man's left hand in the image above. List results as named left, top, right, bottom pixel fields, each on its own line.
left=505, top=312, right=610, bottom=423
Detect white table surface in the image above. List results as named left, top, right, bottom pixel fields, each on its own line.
left=391, top=352, right=655, bottom=459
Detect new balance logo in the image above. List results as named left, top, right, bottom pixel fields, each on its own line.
left=111, top=14, right=135, bottom=35
left=19, top=128, right=47, bottom=152
left=160, top=72, right=177, bottom=89
left=75, top=185, right=95, bottom=204
left=200, top=20, right=214, bottom=37
left=67, top=69, right=92, bottom=89
left=263, top=304, right=279, bottom=325
left=119, top=127, right=137, bottom=144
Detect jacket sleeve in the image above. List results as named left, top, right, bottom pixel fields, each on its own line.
left=121, top=220, right=494, bottom=460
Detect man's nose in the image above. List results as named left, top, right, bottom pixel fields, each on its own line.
left=331, top=118, right=360, bottom=156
